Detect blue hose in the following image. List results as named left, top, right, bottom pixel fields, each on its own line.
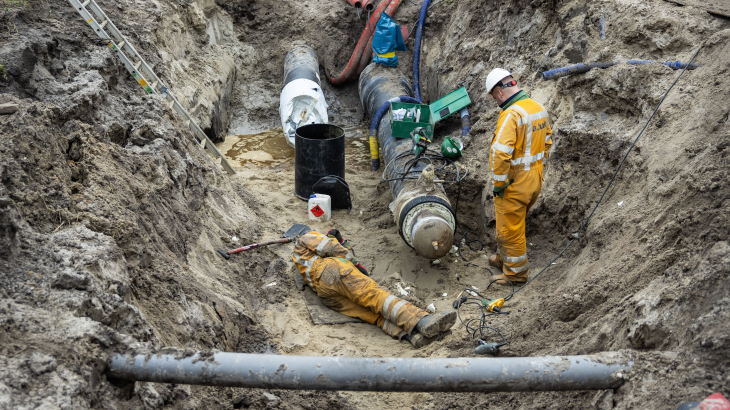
left=542, top=60, right=701, bottom=80
left=369, top=96, right=421, bottom=170
left=542, top=62, right=617, bottom=80
left=599, top=14, right=605, bottom=41
left=627, top=60, right=701, bottom=70
left=412, top=0, right=432, bottom=102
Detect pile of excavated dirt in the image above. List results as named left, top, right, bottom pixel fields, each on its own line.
left=1, top=0, right=729, bottom=408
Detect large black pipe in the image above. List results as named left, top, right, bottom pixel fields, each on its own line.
left=281, top=44, right=328, bottom=147
left=359, top=64, right=416, bottom=197
left=358, top=63, right=455, bottom=259
left=108, top=351, right=633, bottom=392
left=283, top=45, right=320, bottom=86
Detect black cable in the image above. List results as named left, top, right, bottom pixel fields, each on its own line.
left=455, top=285, right=512, bottom=343
left=512, top=45, right=703, bottom=294
left=382, top=147, right=466, bottom=183
left=452, top=178, right=496, bottom=275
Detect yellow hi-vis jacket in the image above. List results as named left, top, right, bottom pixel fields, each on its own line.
left=490, top=97, right=553, bottom=188
left=292, top=231, right=353, bottom=291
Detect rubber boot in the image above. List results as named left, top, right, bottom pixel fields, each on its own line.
left=402, top=330, right=452, bottom=349
left=414, top=310, right=457, bottom=338
left=489, top=273, right=527, bottom=286
left=402, top=332, right=433, bottom=349
left=488, top=254, right=503, bottom=269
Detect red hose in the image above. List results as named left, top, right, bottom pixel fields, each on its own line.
left=328, top=0, right=392, bottom=85
left=355, top=35, right=376, bottom=79
left=341, top=0, right=360, bottom=7
left=353, top=0, right=402, bottom=79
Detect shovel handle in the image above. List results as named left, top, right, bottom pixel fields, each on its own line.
left=228, top=237, right=293, bottom=255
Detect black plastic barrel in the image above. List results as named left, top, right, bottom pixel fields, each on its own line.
left=294, top=124, right=345, bottom=200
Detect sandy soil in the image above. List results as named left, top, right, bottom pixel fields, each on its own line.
left=219, top=0, right=730, bottom=408
left=1, top=0, right=729, bottom=408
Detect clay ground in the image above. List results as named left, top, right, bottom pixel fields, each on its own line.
left=1, top=0, right=729, bottom=409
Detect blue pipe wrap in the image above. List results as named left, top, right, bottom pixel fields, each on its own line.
left=412, top=0, right=432, bottom=102
left=542, top=62, right=617, bottom=80
left=459, top=108, right=470, bottom=137
left=543, top=60, right=701, bottom=80
left=599, top=15, right=605, bottom=41
left=369, top=96, right=421, bottom=170
left=627, top=60, right=701, bottom=70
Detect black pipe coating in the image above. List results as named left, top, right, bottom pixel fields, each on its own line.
left=284, top=45, right=321, bottom=86
left=358, top=63, right=418, bottom=197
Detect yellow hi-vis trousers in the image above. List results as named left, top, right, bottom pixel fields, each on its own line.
left=494, top=165, right=543, bottom=281
left=490, top=97, right=552, bottom=281
left=293, top=232, right=428, bottom=338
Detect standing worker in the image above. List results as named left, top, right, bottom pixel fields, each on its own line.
left=293, top=229, right=457, bottom=347
left=484, top=68, right=553, bottom=285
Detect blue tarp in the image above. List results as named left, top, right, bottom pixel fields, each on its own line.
left=372, top=13, right=406, bottom=67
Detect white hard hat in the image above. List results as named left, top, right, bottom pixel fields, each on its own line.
left=485, top=68, right=513, bottom=93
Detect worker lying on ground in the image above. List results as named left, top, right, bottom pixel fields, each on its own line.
left=485, top=68, right=553, bottom=286
left=292, top=228, right=457, bottom=348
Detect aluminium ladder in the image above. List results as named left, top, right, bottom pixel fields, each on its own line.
left=66, top=0, right=236, bottom=175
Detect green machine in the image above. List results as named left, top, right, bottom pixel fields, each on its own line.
left=389, top=86, right=471, bottom=145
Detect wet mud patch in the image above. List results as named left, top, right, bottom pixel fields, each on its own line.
left=217, top=127, right=373, bottom=170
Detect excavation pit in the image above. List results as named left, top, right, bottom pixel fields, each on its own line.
left=1, top=0, right=729, bottom=408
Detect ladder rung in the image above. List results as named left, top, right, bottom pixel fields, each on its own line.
left=70, top=0, right=236, bottom=175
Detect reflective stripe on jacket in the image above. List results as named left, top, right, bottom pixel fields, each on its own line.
left=292, top=231, right=350, bottom=290
left=490, top=98, right=553, bottom=187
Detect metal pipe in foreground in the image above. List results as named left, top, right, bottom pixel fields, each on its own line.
left=109, top=352, right=632, bottom=392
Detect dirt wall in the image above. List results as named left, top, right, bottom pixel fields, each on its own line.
left=1, top=0, right=729, bottom=409
left=415, top=0, right=730, bottom=408
left=0, top=0, right=351, bottom=408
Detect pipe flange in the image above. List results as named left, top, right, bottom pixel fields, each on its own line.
left=398, top=195, right=455, bottom=250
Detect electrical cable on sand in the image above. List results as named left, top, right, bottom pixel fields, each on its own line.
left=513, top=44, right=703, bottom=294
left=451, top=45, right=703, bottom=347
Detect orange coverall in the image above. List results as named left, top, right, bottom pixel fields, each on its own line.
left=490, top=97, right=553, bottom=282
left=292, top=231, right=427, bottom=338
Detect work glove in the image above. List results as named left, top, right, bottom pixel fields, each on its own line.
left=493, top=179, right=514, bottom=200
left=328, top=228, right=353, bottom=251
left=354, top=262, right=369, bottom=276
left=327, top=229, right=343, bottom=244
